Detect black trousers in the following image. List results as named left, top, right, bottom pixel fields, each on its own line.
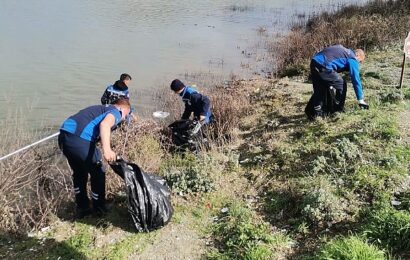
left=306, top=60, right=347, bottom=119
left=58, top=131, right=106, bottom=210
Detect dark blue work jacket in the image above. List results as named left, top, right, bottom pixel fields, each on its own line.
left=180, top=87, right=212, bottom=124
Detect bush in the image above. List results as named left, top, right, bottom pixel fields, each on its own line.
left=317, top=236, right=386, bottom=260
left=161, top=154, right=214, bottom=196
left=0, top=141, right=72, bottom=234
left=164, top=166, right=214, bottom=196
left=301, top=178, right=353, bottom=226
left=364, top=208, right=410, bottom=254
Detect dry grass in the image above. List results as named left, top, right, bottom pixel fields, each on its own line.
left=0, top=116, right=72, bottom=233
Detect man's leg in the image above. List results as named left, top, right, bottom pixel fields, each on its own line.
left=66, top=157, right=90, bottom=211
left=310, top=63, right=327, bottom=117
left=59, top=132, right=91, bottom=217
left=319, top=71, right=345, bottom=114
left=87, top=146, right=107, bottom=214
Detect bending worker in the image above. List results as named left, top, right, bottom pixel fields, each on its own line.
left=306, top=44, right=368, bottom=119
left=170, top=79, right=213, bottom=124
left=101, top=73, right=132, bottom=105
left=58, top=99, right=131, bottom=218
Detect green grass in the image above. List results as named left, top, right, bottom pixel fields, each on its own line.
left=317, top=236, right=386, bottom=260
left=209, top=201, right=291, bottom=259
left=364, top=207, right=410, bottom=254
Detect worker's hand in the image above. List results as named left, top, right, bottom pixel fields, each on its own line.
left=199, top=115, right=206, bottom=122
left=103, top=149, right=116, bottom=163
left=358, top=100, right=369, bottom=110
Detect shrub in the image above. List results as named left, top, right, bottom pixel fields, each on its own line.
left=0, top=141, right=72, bottom=234
left=164, top=166, right=214, bottom=196
left=317, top=236, right=386, bottom=260
left=161, top=154, right=214, bottom=195
left=301, top=178, right=353, bottom=226
left=364, top=208, right=410, bottom=254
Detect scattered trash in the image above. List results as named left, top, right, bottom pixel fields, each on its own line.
left=221, top=207, right=229, bottom=213
left=152, top=111, right=170, bottom=119
left=41, top=226, right=50, bottom=232
left=391, top=200, right=402, bottom=206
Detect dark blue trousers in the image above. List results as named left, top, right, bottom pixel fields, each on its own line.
left=58, top=131, right=106, bottom=210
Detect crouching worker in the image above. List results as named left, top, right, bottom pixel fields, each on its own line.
left=170, top=79, right=213, bottom=124
left=58, top=99, right=131, bottom=218
left=306, top=44, right=368, bottom=120
left=101, top=73, right=132, bottom=105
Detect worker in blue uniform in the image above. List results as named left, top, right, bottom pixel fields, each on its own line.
left=101, top=73, right=132, bottom=105
left=170, top=79, right=213, bottom=124
left=58, top=99, right=131, bottom=218
left=306, top=44, right=368, bottom=119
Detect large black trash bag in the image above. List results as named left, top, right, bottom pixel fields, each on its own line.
left=168, top=119, right=207, bottom=152
left=110, top=159, right=173, bottom=232
left=305, top=82, right=347, bottom=120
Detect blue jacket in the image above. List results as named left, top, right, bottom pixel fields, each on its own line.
left=60, top=105, right=122, bottom=142
left=101, top=82, right=129, bottom=105
left=312, top=44, right=364, bottom=100
left=180, top=87, right=212, bottom=124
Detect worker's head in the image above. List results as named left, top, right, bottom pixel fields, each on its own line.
left=355, top=49, right=365, bottom=63
left=120, top=73, right=132, bottom=87
left=113, top=98, right=131, bottom=120
left=170, top=79, right=185, bottom=94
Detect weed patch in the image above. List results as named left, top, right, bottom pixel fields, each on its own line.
left=209, top=202, right=291, bottom=259
left=317, top=236, right=386, bottom=260
left=364, top=207, right=410, bottom=254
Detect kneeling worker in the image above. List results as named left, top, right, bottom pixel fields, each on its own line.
left=170, top=79, right=213, bottom=124
left=306, top=44, right=368, bottom=119
left=58, top=99, right=131, bottom=218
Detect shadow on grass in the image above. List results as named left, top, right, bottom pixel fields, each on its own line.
left=56, top=194, right=137, bottom=233
left=76, top=194, right=137, bottom=233
left=0, top=233, right=87, bottom=260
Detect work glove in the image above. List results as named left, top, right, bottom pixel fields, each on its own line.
left=358, top=100, right=369, bottom=110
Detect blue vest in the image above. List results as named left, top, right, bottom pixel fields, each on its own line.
left=61, top=105, right=122, bottom=142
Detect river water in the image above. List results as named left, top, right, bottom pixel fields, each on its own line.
left=0, top=0, right=366, bottom=127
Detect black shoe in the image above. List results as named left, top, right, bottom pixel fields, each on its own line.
left=93, top=203, right=113, bottom=217
left=75, top=207, right=92, bottom=219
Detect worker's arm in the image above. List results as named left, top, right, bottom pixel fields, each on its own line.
left=100, top=113, right=117, bottom=162
left=181, top=103, right=192, bottom=120
left=348, top=59, right=364, bottom=101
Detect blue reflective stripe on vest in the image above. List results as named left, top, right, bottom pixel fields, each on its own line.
left=61, top=119, right=77, bottom=134
left=60, top=105, right=122, bottom=142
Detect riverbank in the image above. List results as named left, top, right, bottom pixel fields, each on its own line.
left=1, top=45, right=410, bottom=259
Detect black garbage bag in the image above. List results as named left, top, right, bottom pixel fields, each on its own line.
left=305, top=83, right=347, bottom=120
left=110, top=159, right=173, bottom=232
left=168, top=119, right=207, bottom=152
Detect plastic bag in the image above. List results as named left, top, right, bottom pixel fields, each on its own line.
left=110, top=159, right=173, bottom=232
left=168, top=119, right=206, bottom=151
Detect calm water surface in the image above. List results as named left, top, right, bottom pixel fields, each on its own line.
left=0, top=0, right=366, bottom=127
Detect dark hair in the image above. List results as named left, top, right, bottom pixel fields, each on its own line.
left=120, top=73, right=132, bottom=81
left=170, top=79, right=185, bottom=92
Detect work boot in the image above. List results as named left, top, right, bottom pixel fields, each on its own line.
left=93, top=202, right=113, bottom=217
left=75, top=207, right=92, bottom=219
